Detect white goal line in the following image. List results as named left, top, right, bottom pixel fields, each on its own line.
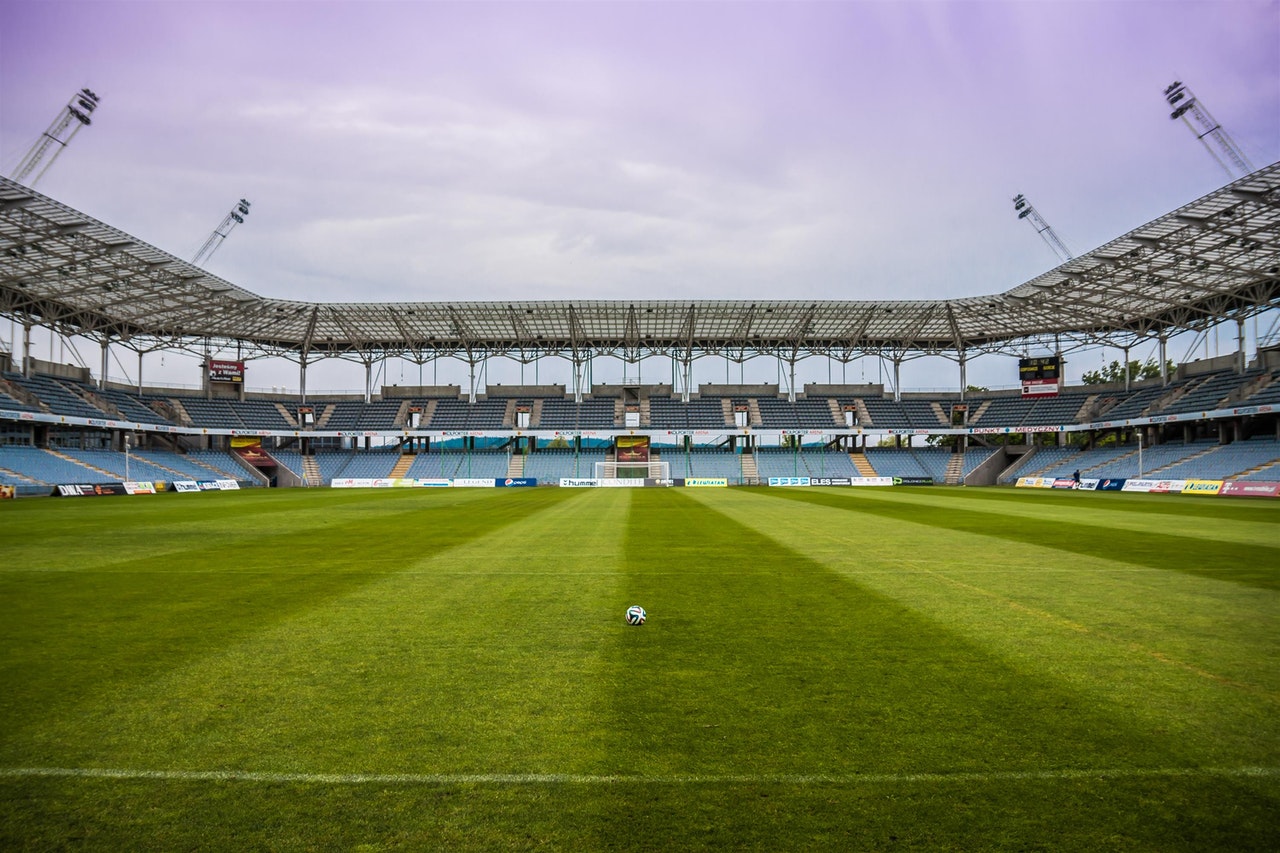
left=1, top=766, right=1274, bottom=787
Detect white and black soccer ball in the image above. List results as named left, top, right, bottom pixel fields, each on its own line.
left=625, top=605, right=646, bottom=626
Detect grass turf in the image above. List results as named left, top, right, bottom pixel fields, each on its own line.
left=0, top=485, right=1276, bottom=850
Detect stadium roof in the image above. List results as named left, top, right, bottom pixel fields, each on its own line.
left=1, top=165, right=1278, bottom=369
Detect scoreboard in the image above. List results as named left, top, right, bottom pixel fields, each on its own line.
left=1019, top=356, right=1061, bottom=397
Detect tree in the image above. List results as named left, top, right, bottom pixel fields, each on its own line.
left=1081, top=358, right=1175, bottom=385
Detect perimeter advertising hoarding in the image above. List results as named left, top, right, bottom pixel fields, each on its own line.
left=55, top=483, right=128, bottom=496
left=1121, top=479, right=1186, bottom=493
left=892, top=477, right=934, bottom=486
left=1096, top=478, right=1126, bottom=491
left=1180, top=479, right=1223, bottom=496
left=0, top=484, right=14, bottom=499
left=173, top=481, right=201, bottom=492
left=684, top=478, right=728, bottom=487
left=123, top=481, right=157, bottom=495
left=769, top=477, right=811, bottom=487
left=1016, top=477, right=1056, bottom=488
left=1219, top=481, right=1280, bottom=497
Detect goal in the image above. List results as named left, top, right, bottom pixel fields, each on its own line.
left=594, top=461, right=670, bottom=480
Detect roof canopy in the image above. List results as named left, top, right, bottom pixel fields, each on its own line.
left=2, top=165, right=1277, bottom=368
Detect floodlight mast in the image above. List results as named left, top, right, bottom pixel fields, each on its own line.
left=10, top=88, right=101, bottom=189
left=191, top=199, right=251, bottom=267
left=1164, top=81, right=1254, bottom=180
left=1012, top=194, right=1073, bottom=263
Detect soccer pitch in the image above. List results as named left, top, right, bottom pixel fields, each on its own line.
left=1, top=486, right=1277, bottom=850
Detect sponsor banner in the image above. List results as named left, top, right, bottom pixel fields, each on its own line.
left=331, top=478, right=371, bottom=488
left=1121, top=479, right=1186, bottom=494
left=892, top=477, right=934, bottom=486
left=1021, top=378, right=1060, bottom=397
left=851, top=477, right=895, bottom=487
left=56, top=483, right=128, bottom=497
left=1077, top=479, right=1100, bottom=491
left=560, top=478, right=600, bottom=488
left=453, top=478, right=496, bottom=488
left=208, top=359, right=244, bottom=382
left=497, top=478, right=537, bottom=487
left=769, top=476, right=811, bottom=487
left=173, top=481, right=201, bottom=492
left=1051, top=478, right=1077, bottom=489
left=1015, top=477, right=1055, bottom=488
left=215, top=479, right=240, bottom=490
left=684, top=477, right=728, bottom=487
left=616, top=435, right=650, bottom=463
left=1181, top=479, right=1223, bottom=496
left=1219, top=480, right=1280, bottom=498
left=418, top=479, right=453, bottom=487
left=123, top=481, right=157, bottom=495
left=599, top=478, right=648, bottom=488
left=1096, top=478, right=1126, bottom=491
left=0, top=484, right=15, bottom=499
left=645, top=478, right=683, bottom=487
left=809, top=477, right=852, bottom=487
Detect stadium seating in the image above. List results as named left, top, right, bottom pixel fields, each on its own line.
left=428, top=399, right=508, bottom=429
left=521, top=449, right=607, bottom=481
left=0, top=446, right=105, bottom=484
left=536, top=398, right=617, bottom=429
left=755, top=397, right=837, bottom=428
left=646, top=396, right=728, bottom=429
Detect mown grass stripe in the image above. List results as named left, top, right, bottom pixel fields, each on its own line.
left=3, top=765, right=1275, bottom=786
left=764, top=486, right=1280, bottom=589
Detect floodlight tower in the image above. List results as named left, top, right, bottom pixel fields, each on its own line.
left=10, top=88, right=101, bottom=189
left=1164, top=81, right=1254, bottom=180
left=1012, top=194, right=1073, bottom=263
left=191, top=198, right=251, bottom=267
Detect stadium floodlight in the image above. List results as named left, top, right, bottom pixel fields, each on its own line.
left=1012, top=193, right=1073, bottom=263
left=1164, top=81, right=1253, bottom=180
left=192, top=199, right=252, bottom=267
left=10, top=88, right=101, bottom=189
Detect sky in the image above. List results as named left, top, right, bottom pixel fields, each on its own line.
left=1, top=0, right=1278, bottom=395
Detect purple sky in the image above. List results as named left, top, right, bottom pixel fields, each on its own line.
left=2, top=1, right=1278, bottom=392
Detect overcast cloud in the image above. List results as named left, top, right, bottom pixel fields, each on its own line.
left=1, top=1, right=1278, bottom=391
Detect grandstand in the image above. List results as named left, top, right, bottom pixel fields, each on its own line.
left=1, top=165, right=1278, bottom=495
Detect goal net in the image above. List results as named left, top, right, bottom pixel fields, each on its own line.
left=594, top=461, right=670, bottom=480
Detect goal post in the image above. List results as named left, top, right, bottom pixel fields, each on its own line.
left=595, top=460, right=670, bottom=480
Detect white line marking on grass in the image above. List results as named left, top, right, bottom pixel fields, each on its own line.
left=2, top=766, right=1275, bottom=786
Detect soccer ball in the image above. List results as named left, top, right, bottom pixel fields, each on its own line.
left=625, top=605, right=646, bottom=626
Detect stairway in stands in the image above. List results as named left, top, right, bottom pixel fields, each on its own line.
left=850, top=452, right=877, bottom=477
left=739, top=452, right=759, bottom=483
left=945, top=453, right=965, bottom=484
left=389, top=455, right=414, bottom=479
left=507, top=454, right=525, bottom=478
left=302, top=456, right=322, bottom=486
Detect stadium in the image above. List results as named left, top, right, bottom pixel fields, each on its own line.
left=2, top=4, right=1279, bottom=851
left=2, top=163, right=1280, bottom=493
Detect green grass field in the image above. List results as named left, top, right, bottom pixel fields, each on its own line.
left=1, top=485, right=1277, bottom=851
